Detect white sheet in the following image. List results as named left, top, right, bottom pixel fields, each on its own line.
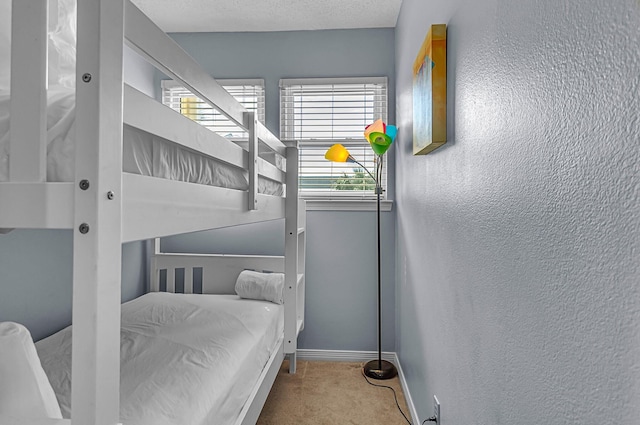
left=35, top=292, right=284, bottom=425
left=0, top=88, right=282, bottom=195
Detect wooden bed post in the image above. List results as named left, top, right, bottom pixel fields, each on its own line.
left=150, top=238, right=161, bottom=292
left=72, top=1, right=124, bottom=424
left=246, top=112, right=258, bottom=211
left=284, top=141, right=300, bottom=373
left=9, top=0, right=48, bottom=182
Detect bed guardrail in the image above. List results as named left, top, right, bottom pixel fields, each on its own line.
left=7, top=0, right=288, bottom=211
left=123, top=0, right=287, bottom=210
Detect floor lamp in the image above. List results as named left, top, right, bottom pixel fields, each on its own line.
left=325, top=119, right=398, bottom=380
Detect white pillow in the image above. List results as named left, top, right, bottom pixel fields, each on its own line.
left=0, top=322, right=63, bottom=419
left=235, top=270, right=285, bottom=304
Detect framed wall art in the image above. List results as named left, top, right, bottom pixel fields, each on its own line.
left=413, top=24, right=447, bottom=155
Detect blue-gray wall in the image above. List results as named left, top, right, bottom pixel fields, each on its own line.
left=0, top=231, right=147, bottom=341
left=164, top=29, right=397, bottom=351
left=395, top=0, right=640, bottom=423
left=0, top=47, right=155, bottom=341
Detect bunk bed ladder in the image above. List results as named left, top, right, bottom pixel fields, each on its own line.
left=246, top=112, right=258, bottom=210
left=284, top=141, right=304, bottom=374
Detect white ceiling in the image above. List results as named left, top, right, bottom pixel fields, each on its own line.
left=132, top=0, right=403, bottom=33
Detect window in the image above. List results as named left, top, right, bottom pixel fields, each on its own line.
left=162, top=79, right=265, bottom=139
left=280, top=77, right=388, bottom=200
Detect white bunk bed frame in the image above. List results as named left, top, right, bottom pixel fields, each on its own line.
left=0, top=1, right=305, bottom=424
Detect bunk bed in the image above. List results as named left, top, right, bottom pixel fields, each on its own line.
left=0, top=0, right=306, bottom=424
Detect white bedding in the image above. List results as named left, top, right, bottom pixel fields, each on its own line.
left=0, top=88, right=282, bottom=195
left=35, top=292, right=284, bottom=425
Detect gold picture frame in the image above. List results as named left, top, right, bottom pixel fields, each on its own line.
left=413, top=24, right=447, bottom=155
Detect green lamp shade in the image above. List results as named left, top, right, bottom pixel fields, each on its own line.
left=368, top=132, right=393, bottom=155
left=325, top=144, right=353, bottom=162
left=364, top=119, right=397, bottom=156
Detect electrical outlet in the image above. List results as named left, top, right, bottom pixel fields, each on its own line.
left=433, top=395, right=440, bottom=424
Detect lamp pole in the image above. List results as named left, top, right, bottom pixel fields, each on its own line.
left=323, top=123, right=397, bottom=379
left=376, top=174, right=382, bottom=370
left=363, top=155, right=397, bottom=380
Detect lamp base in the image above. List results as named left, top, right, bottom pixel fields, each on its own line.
left=364, top=359, right=398, bottom=380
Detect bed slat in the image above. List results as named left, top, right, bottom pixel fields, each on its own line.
left=0, top=183, right=74, bottom=228
left=184, top=268, right=194, bottom=294
left=9, top=0, right=48, bottom=182
left=247, top=112, right=258, bottom=211
left=124, top=85, right=285, bottom=183
left=124, top=86, right=246, bottom=170
left=256, top=122, right=287, bottom=157
left=258, top=160, right=286, bottom=183
left=166, top=268, right=176, bottom=292
left=121, top=173, right=286, bottom=243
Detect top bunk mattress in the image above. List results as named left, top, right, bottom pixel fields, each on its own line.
left=0, top=88, right=282, bottom=195
left=35, top=292, right=284, bottom=425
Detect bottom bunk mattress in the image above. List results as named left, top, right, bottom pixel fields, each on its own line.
left=0, top=88, right=282, bottom=195
left=35, top=292, right=284, bottom=425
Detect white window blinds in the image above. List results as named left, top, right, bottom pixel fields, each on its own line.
left=162, top=79, right=265, bottom=139
left=280, top=77, right=388, bottom=200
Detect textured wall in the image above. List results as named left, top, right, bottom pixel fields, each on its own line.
left=395, top=0, right=640, bottom=423
left=0, top=231, right=147, bottom=341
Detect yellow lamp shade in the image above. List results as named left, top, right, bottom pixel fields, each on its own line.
left=180, top=97, right=199, bottom=120
left=325, top=144, right=353, bottom=162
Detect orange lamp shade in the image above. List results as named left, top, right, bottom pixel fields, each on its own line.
left=364, top=119, right=397, bottom=156
left=325, top=144, right=353, bottom=162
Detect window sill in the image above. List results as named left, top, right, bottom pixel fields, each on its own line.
left=305, top=199, right=394, bottom=212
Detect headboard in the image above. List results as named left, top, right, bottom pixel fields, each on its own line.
left=151, top=252, right=285, bottom=295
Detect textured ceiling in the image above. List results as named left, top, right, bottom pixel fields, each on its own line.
left=132, top=0, right=402, bottom=33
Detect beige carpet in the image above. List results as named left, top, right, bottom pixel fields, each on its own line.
left=257, top=360, right=412, bottom=425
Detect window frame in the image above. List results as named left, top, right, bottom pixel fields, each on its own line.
left=279, top=76, right=390, bottom=203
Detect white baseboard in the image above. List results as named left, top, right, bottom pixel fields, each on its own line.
left=296, top=348, right=396, bottom=363
left=392, top=353, right=419, bottom=425
left=296, top=349, right=419, bottom=424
